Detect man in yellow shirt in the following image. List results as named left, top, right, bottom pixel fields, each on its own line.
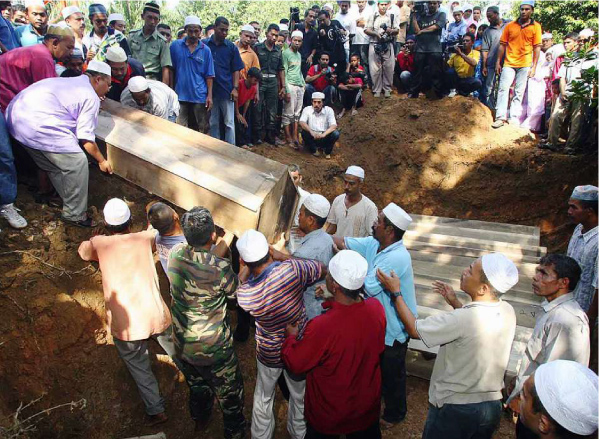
left=445, top=32, right=481, bottom=97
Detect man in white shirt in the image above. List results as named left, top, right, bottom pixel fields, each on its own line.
left=334, top=0, right=356, bottom=63
left=350, top=0, right=373, bottom=87
left=326, top=165, right=378, bottom=238
left=120, top=76, right=180, bottom=122
left=378, top=252, right=519, bottom=439
left=299, top=91, right=339, bottom=159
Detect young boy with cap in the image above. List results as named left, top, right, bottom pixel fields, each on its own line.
left=326, top=165, right=378, bottom=238
left=334, top=202, right=417, bottom=429
left=518, top=360, right=598, bottom=439
left=236, top=229, right=326, bottom=439
left=78, top=198, right=176, bottom=426
left=377, top=252, right=518, bottom=439
left=282, top=250, right=386, bottom=439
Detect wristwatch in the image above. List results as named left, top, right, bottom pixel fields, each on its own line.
left=390, top=290, right=401, bottom=300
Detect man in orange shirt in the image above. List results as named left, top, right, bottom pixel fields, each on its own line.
left=236, top=24, right=261, bottom=79
left=492, top=0, right=542, bottom=129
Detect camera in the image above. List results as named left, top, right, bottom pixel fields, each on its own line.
left=413, top=1, right=428, bottom=14
left=290, top=7, right=301, bottom=23
left=446, top=36, right=465, bottom=54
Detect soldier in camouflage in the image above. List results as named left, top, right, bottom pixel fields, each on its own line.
left=167, top=206, right=246, bottom=438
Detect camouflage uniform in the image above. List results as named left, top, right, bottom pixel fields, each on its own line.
left=168, top=243, right=246, bottom=439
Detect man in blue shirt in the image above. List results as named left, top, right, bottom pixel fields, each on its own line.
left=446, top=7, right=468, bottom=45
left=171, top=16, right=215, bottom=134
left=333, top=202, right=417, bottom=429
left=0, top=1, right=19, bottom=52
left=203, top=16, right=244, bottom=146
left=15, top=0, right=48, bottom=47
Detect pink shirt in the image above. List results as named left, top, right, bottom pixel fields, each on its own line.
left=0, top=44, right=56, bottom=111
left=6, top=75, right=99, bottom=154
left=78, top=230, right=172, bottom=341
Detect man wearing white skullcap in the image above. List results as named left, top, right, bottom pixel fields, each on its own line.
left=507, top=254, right=590, bottom=439
left=326, top=165, right=378, bottom=238
left=78, top=198, right=177, bottom=426
left=334, top=202, right=416, bottom=428
left=108, top=13, right=126, bottom=33
left=236, top=229, right=326, bottom=438
left=299, top=90, right=340, bottom=158
left=272, top=193, right=335, bottom=320
left=15, top=0, right=48, bottom=47
left=63, top=5, right=86, bottom=54
left=6, top=58, right=113, bottom=227
left=519, top=360, right=598, bottom=439
left=280, top=28, right=305, bottom=148
left=236, top=24, right=260, bottom=81
left=121, top=76, right=180, bottom=122
left=566, top=185, right=598, bottom=314
left=105, top=45, right=147, bottom=101
left=282, top=250, right=386, bottom=437
left=377, top=251, right=518, bottom=438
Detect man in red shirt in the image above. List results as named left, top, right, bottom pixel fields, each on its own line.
left=282, top=250, right=386, bottom=439
left=305, top=51, right=336, bottom=106
left=235, top=67, right=261, bottom=149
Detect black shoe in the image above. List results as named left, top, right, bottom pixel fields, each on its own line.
left=60, top=215, right=97, bottom=228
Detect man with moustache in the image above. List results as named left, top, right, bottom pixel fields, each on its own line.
left=15, top=0, right=48, bottom=47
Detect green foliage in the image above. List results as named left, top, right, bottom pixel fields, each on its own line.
left=563, top=46, right=598, bottom=108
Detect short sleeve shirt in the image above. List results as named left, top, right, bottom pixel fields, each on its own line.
left=306, top=64, right=330, bottom=91
left=15, top=24, right=43, bottom=47
left=155, top=234, right=187, bottom=274
left=295, top=23, right=318, bottom=59
left=500, top=20, right=542, bottom=68
left=481, top=23, right=506, bottom=68
left=567, top=224, right=598, bottom=311
left=283, top=48, right=305, bottom=90
left=299, top=105, right=336, bottom=133
left=237, top=78, right=257, bottom=108
left=203, top=36, right=245, bottom=100
left=129, top=29, right=172, bottom=79
left=255, top=41, right=284, bottom=75
left=366, top=12, right=399, bottom=43
left=447, top=49, right=480, bottom=78
left=415, top=10, right=446, bottom=53
left=170, top=38, right=215, bottom=104
left=345, top=237, right=418, bottom=345
left=235, top=42, right=261, bottom=79
left=120, top=79, right=180, bottom=120
left=327, top=194, right=378, bottom=238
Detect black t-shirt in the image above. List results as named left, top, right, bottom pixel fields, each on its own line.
left=317, top=19, right=346, bottom=63
left=415, top=10, right=446, bottom=53
left=295, top=23, right=319, bottom=60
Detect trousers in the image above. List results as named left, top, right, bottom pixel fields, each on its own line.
left=422, top=400, right=502, bottom=439
left=445, top=69, right=482, bottom=95
left=24, top=147, right=88, bottom=221
left=282, top=84, right=305, bottom=126
left=0, top=111, right=16, bottom=206
left=178, top=101, right=209, bottom=133
left=410, top=52, right=444, bottom=96
left=369, top=44, right=395, bottom=93
left=257, top=77, right=279, bottom=133
left=305, top=420, right=382, bottom=439
left=209, top=98, right=235, bottom=145
left=495, top=66, right=530, bottom=122
left=251, top=361, right=306, bottom=439
left=302, top=130, right=340, bottom=155
left=548, top=96, right=587, bottom=149
left=381, top=339, right=408, bottom=423
left=480, top=67, right=497, bottom=109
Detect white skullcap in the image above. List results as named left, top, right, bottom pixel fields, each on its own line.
left=303, top=194, right=331, bottom=219
left=105, top=46, right=128, bottom=63
left=382, top=202, right=412, bottom=231
left=481, top=252, right=518, bottom=293
left=323, top=3, right=334, bottom=10
left=462, top=3, right=473, bottom=10
left=62, top=5, right=81, bottom=19
left=25, top=0, right=45, bottom=9
left=86, top=60, right=112, bottom=76
left=236, top=230, right=269, bottom=263
left=312, top=92, right=325, bottom=100
left=580, top=28, right=595, bottom=38
left=241, top=24, right=256, bottom=33
left=103, top=198, right=131, bottom=226
left=571, top=185, right=598, bottom=201
left=128, top=76, right=150, bottom=93
left=535, top=360, right=599, bottom=436
left=329, top=250, right=368, bottom=290
left=291, top=30, right=304, bottom=39
left=184, top=15, right=202, bottom=27
left=453, top=6, right=463, bottom=12
left=345, top=165, right=365, bottom=179
left=107, top=13, right=124, bottom=23
left=542, top=32, right=553, bottom=40
left=279, top=23, right=289, bottom=32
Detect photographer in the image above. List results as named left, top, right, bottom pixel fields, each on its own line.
left=365, top=0, right=399, bottom=98
left=409, top=0, right=446, bottom=99
left=305, top=51, right=337, bottom=107
left=444, top=32, right=481, bottom=97
left=316, top=10, right=348, bottom=73
left=397, top=35, right=415, bottom=90
left=293, top=9, right=319, bottom=77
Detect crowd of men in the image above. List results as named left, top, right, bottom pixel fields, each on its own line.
left=0, top=1, right=597, bottom=439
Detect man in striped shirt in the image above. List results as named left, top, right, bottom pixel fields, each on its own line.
left=236, top=229, right=326, bottom=439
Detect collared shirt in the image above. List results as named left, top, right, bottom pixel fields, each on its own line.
left=15, top=23, right=44, bottom=47
left=155, top=234, right=187, bottom=274
left=345, top=237, right=418, bottom=345
left=235, top=41, right=261, bottom=79
left=294, top=23, right=318, bottom=60
left=299, top=105, right=336, bottom=133
left=255, top=41, right=284, bottom=76
left=203, top=36, right=245, bottom=100
left=448, top=49, right=480, bottom=78
left=306, top=64, right=331, bottom=91
left=366, top=11, right=399, bottom=44
left=446, top=20, right=468, bottom=43
left=0, top=44, right=56, bottom=111
left=283, top=48, right=305, bottom=91
left=417, top=300, right=516, bottom=407
left=120, top=78, right=180, bottom=121
left=558, top=55, right=599, bottom=98
left=351, top=5, right=373, bottom=45
left=327, top=194, right=378, bottom=238
left=0, top=15, right=19, bottom=51
left=567, top=224, right=598, bottom=311
left=7, top=75, right=99, bottom=154
left=129, top=28, right=172, bottom=79
left=508, top=293, right=590, bottom=403
left=237, top=259, right=322, bottom=368
left=78, top=230, right=172, bottom=341
left=170, top=38, right=215, bottom=104
left=106, top=57, right=146, bottom=102
left=500, top=19, right=542, bottom=68
left=482, top=22, right=507, bottom=68
left=282, top=298, right=386, bottom=435
left=292, top=228, right=335, bottom=320
left=167, top=244, right=239, bottom=366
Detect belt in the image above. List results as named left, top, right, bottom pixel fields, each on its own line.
left=262, top=73, right=277, bottom=78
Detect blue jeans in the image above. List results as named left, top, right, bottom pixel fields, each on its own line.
left=422, top=400, right=502, bottom=439
left=209, top=98, right=235, bottom=145
left=480, top=67, right=497, bottom=109
left=0, top=111, right=16, bottom=206
left=495, top=66, right=530, bottom=121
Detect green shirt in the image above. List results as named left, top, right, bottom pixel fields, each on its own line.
left=128, top=28, right=172, bottom=80
left=282, top=48, right=305, bottom=92
left=167, top=244, right=239, bottom=366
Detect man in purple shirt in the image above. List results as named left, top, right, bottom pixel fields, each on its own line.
left=6, top=61, right=114, bottom=228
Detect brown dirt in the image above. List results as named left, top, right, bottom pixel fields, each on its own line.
left=0, top=92, right=595, bottom=438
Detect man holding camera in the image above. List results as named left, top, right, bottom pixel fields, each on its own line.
left=365, top=0, right=399, bottom=98
left=409, top=1, right=447, bottom=99
left=445, top=32, right=481, bottom=97
left=316, top=10, right=347, bottom=73
left=305, top=52, right=337, bottom=107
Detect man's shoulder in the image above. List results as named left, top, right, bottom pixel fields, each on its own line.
left=361, top=194, right=378, bottom=209
left=129, top=28, right=143, bottom=37
left=331, top=193, right=346, bottom=205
